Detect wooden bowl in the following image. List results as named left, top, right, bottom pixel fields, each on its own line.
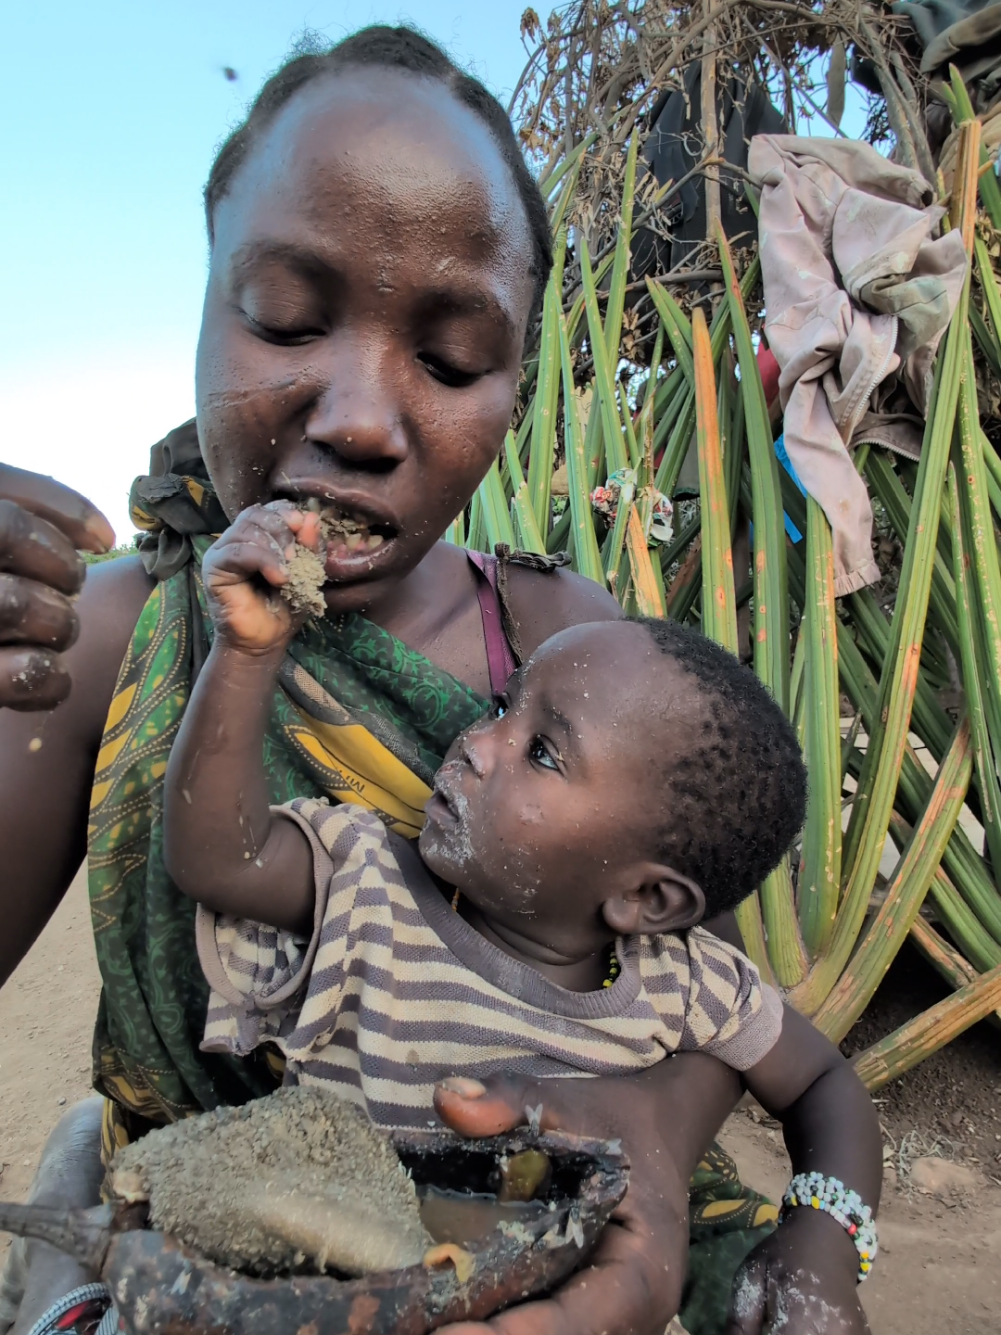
left=0, top=1127, right=628, bottom=1335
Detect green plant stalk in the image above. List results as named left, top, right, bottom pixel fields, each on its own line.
left=652, top=369, right=690, bottom=459
left=908, top=917, right=1001, bottom=1027
left=839, top=605, right=1001, bottom=953
left=645, top=279, right=695, bottom=386
left=655, top=394, right=697, bottom=496
left=693, top=308, right=737, bottom=650
left=659, top=512, right=701, bottom=576
left=580, top=245, right=629, bottom=477
left=789, top=516, right=992, bottom=1011
left=796, top=242, right=974, bottom=1014
left=528, top=228, right=568, bottom=534
left=717, top=224, right=788, bottom=713
left=946, top=69, right=1001, bottom=227
left=546, top=506, right=571, bottom=557
left=814, top=717, right=973, bottom=1043
left=604, top=470, right=637, bottom=591
left=626, top=507, right=667, bottom=617
left=956, top=326, right=1001, bottom=761
left=540, top=130, right=598, bottom=200
left=976, top=426, right=1001, bottom=520
left=478, top=456, right=516, bottom=552
left=654, top=257, right=761, bottom=495
left=969, top=302, right=1001, bottom=380
left=853, top=960, right=1001, bottom=1091
left=604, top=134, right=639, bottom=364
left=558, top=308, right=604, bottom=585
left=504, top=430, right=547, bottom=555
left=467, top=489, right=487, bottom=553
left=948, top=458, right=1001, bottom=876
left=443, top=513, right=465, bottom=546
left=692, top=306, right=773, bottom=979
left=638, top=325, right=665, bottom=502
left=832, top=635, right=997, bottom=950
left=799, top=496, right=843, bottom=955
left=790, top=623, right=807, bottom=750
left=845, top=587, right=953, bottom=768
left=863, top=450, right=959, bottom=653
left=621, top=389, right=641, bottom=472
left=926, top=863, right=1001, bottom=971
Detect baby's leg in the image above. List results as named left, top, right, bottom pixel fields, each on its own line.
left=0, top=1099, right=105, bottom=1335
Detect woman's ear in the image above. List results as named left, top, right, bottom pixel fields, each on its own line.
left=601, top=864, right=706, bottom=937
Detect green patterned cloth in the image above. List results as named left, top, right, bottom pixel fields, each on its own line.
left=89, top=534, right=488, bottom=1131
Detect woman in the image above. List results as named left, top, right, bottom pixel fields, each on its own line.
left=0, top=27, right=867, bottom=1335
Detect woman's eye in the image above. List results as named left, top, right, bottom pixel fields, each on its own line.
left=528, top=738, right=560, bottom=771
left=418, top=353, right=481, bottom=389
left=492, top=693, right=509, bottom=719
left=242, top=312, right=324, bottom=346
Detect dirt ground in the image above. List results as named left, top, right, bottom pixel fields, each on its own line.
left=1, top=871, right=1000, bottom=1333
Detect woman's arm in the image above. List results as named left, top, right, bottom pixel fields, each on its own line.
left=162, top=503, right=317, bottom=933
left=0, top=552, right=151, bottom=985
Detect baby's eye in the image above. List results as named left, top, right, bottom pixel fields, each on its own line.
left=492, top=693, right=510, bottom=719
left=528, top=737, right=560, bottom=771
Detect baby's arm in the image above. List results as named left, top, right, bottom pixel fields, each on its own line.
left=744, top=1006, right=881, bottom=1215
left=163, top=504, right=320, bottom=935
left=735, top=1006, right=881, bottom=1330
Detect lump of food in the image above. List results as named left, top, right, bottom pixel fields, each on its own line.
left=280, top=501, right=393, bottom=617
left=110, top=1086, right=432, bottom=1277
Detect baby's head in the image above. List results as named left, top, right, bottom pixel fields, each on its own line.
left=420, top=619, right=806, bottom=956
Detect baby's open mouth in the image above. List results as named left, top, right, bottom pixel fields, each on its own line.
left=300, top=498, right=398, bottom=559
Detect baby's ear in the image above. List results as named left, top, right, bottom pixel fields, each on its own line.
left=602, top=865, right=706, bottom=937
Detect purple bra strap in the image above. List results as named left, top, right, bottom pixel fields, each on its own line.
left=466, top=551, right=518, bottom=697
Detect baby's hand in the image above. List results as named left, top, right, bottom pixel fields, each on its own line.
left=202, top=503, right=322, bottom=655
left=726, top=1210, right=869, bottom=1334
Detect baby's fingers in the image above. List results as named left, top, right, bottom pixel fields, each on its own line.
left=261, top=501, right=322, bottom=551
left=204, top=535, right=290, bottom=591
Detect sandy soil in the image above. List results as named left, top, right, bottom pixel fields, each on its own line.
left=1, top=870, right=1000, bottom=1332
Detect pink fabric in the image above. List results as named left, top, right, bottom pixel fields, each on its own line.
left=749, top=135, right=968, bottom=595
left=466, top=551, right=517, bottom=696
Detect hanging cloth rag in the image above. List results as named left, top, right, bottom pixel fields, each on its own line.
left=749, top=134, right=968, bottom=595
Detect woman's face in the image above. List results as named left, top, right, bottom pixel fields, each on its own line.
left=196, top=69, right=536, bottom=613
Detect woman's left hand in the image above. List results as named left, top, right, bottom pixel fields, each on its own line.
left=431, top=1059, right=738, bottom=1335
left=725, top=1208, right=871, bottom=1334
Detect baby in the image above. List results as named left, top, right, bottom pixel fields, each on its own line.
left=163, top=503, right=881, bottom=1287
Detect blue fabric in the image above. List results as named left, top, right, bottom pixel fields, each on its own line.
left=749, top=435, right=804, bottom=545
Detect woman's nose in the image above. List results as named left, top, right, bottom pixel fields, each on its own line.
left=303, top=339, right=409, bottom=470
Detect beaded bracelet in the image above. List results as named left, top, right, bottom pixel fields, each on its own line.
left=780, top=1172, right=878, bottom=1283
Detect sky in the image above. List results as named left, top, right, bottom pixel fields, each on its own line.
left=0, top=2, right=542, bottom=542
left=1, top=5, right=868, bottom=544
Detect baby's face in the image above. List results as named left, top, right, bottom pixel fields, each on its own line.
left=419, top=622, right=699, bottom=954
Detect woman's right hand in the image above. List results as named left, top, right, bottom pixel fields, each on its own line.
left=202, top=503, right=322, bottom=655
left=0, top=464, right=115, bottom=710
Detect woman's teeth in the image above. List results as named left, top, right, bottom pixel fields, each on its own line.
left=298, top=501, right=391, bottom=559
left=335, top=531, right=385, bottom=556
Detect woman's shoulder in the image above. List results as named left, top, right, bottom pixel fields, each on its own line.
left=503, top=558, right=623, bottom=658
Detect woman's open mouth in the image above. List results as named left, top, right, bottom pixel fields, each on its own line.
left=298, top=497, right=400, bottom=579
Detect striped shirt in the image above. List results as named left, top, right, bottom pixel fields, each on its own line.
left=198, top=800, right=783, bottom=1130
